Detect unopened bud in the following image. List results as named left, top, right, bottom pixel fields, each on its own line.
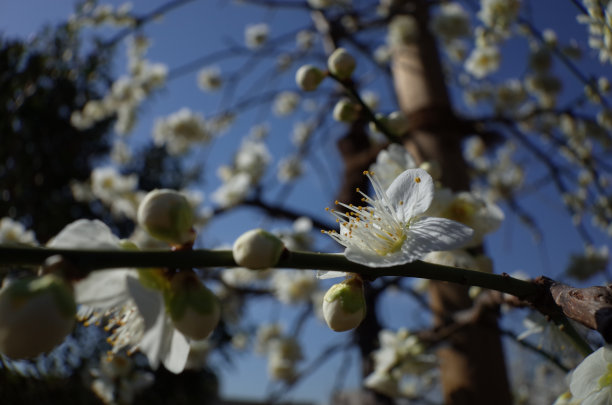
left=233, top=229, right=285, bottom=270
left=327, top=48, right=356, bottom=80
left=322, top=277, right=366, bottom=332
left=137, top=189, right=195, bottom=246
left=295, top=65, right=325, bottom=91
left=385, top=111, right=410, bottom=136
left=333, top=98, right=360, bottom=122
left=166, top=272, right=220, bottom=340
left=0, top=274, right=76, bottom=358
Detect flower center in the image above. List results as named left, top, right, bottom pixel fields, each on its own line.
left=373, top=231, right=407, bottom=256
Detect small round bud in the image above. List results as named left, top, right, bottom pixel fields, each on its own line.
left=166, top=272, right=220, bottom=340
left=322, top=277, right=366, bottom=332
left=295, top=65, right=326, bottom=91
left=0, top=274, right=76, bottom=359
left=385, top=111, right=410, bottom=136
left=137, top=189, right=195, bottom=246
left=327, top=48, right=356, bottom=80
left=233, top=229, right=285, bottom=270
left=333, top=98, right=360, bottom=122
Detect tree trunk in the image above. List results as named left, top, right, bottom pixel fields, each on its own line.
left=390, top=2, right=512, bottom=404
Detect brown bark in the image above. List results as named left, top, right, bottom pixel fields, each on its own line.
left=390, top=1, right=512, bottom=404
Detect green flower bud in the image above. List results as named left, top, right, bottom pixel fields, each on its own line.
left=322, top=277, right=366, bottom=332
left=333, top=98, right=360, bottom=122
left=295, top=65, right=326, bottom=91
left=165, top=272, right=220, bottom=340
left=0, top=274, right=76, bottom=358
left=327, top=48, right=356, bottom=80
left=137, top=189, right=195, bottom=246
left=232, top=229, right=285, bottom=270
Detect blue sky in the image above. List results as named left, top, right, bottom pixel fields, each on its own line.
left=1, top=0, right=611, bottom=403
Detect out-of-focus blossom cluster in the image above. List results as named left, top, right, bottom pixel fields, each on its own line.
left=463, top=137, right=524, bottom=202
left=71, top=167, right=211, bottom=228
left=89, top=354, right=154, bottom=405
left=0, top=217, right=37, bottom=245
left=153, top=108, right=212, bottom=155
left=68, top=1, right=136, bottom=29
left=255, top=323, right=303, bottom=382
left=71, top=35, right=168, bottom=138
left=577, top=0, right=612, bottom=63
left=212, top=135, right=271, bottom=208
left=364, top=328, right=437, bottom=398
left=477, top=0, right=521, bottom=37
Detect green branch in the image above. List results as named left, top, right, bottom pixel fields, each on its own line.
left=0, top=245, right=535, bottom=298
left=0, top=244, right=594, bottom=355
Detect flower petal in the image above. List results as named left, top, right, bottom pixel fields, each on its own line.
left=316, top=270, right=347, bottom=279
left=385, top=169, right=434, bottom=222
left=570, top=346, right=609, bottom=400
left=161, top=329, right=190, bottom=373
left=402, top=217, right=474, bottom=259
left=74, top=269, right=133, bottom=309
left=47, top=219, right=120, bottom=250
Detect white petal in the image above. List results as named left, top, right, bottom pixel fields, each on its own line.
left=584, top=388, right=612, bottom=405
left=316, top=270, right=347, bottom=279
left=74, top=269, right=133, bottom=309
left=402, top=217, right=474, bottom=259
left=47, top=219, right=120, bottom=249
left=385, top=169, right=434, bottom=222
left=161, top=329, right=190, bottom=374
left=126, top=276, right=164, bottom=369
left=570, top=347, right=608, bottom=400
left=345, top=246, right=408, bottom=267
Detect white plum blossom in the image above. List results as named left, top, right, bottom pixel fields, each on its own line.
left=364, top=328, right=437, bottom=397
left=197, top=66, right=223, bottom=91
left=277, top=155, right=304, bottom=183
left=153, top=108, right=211, bottom=155
left=425, top=188, right=504, bottom=247
left=48, top=220, right=192, bottom=373
left=245, top=23, right=269, bottom=49
left=324, top=169, right=474, bottom=267
left=465, top=44, right=501, bottom=79
left=388, top=15, right=419, bottom=47
left=72, top=166, right=142, bottom=220
left=273, top=91, right=300, bottom=116
left=296, top=30, right=315, bottom=50
left=212, top=172, right=252, bottom=208
left=234, top=138, right=271, bottom=182
left=478, top=0, right=521, bottom=36
left=430, top=2, right=471, bottom=43
left=291, top=120, right=315, bottom=146
left=275, top=216, right=314, bottom=251
left=369, top=143, right=417, bottom=190
left=271, top=270, right=317, bottom=304
left=0, top=217, right=37, bottom=245
left=570, top=345, right=612, bottom=405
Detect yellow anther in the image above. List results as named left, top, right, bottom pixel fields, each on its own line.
left=356, top=187, right=360, bottom=192
left=415, top=177, right=421, bottom=183
left=325, top=207, right=330, bottom=211
left=334, top=200, right=339, bottom=205
left=362, top=170, right=369, bottom=175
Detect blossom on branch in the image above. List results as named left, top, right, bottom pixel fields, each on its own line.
left=570, top=345, right=612, bottom=405
left=323, top=169, right=474, bottom=268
